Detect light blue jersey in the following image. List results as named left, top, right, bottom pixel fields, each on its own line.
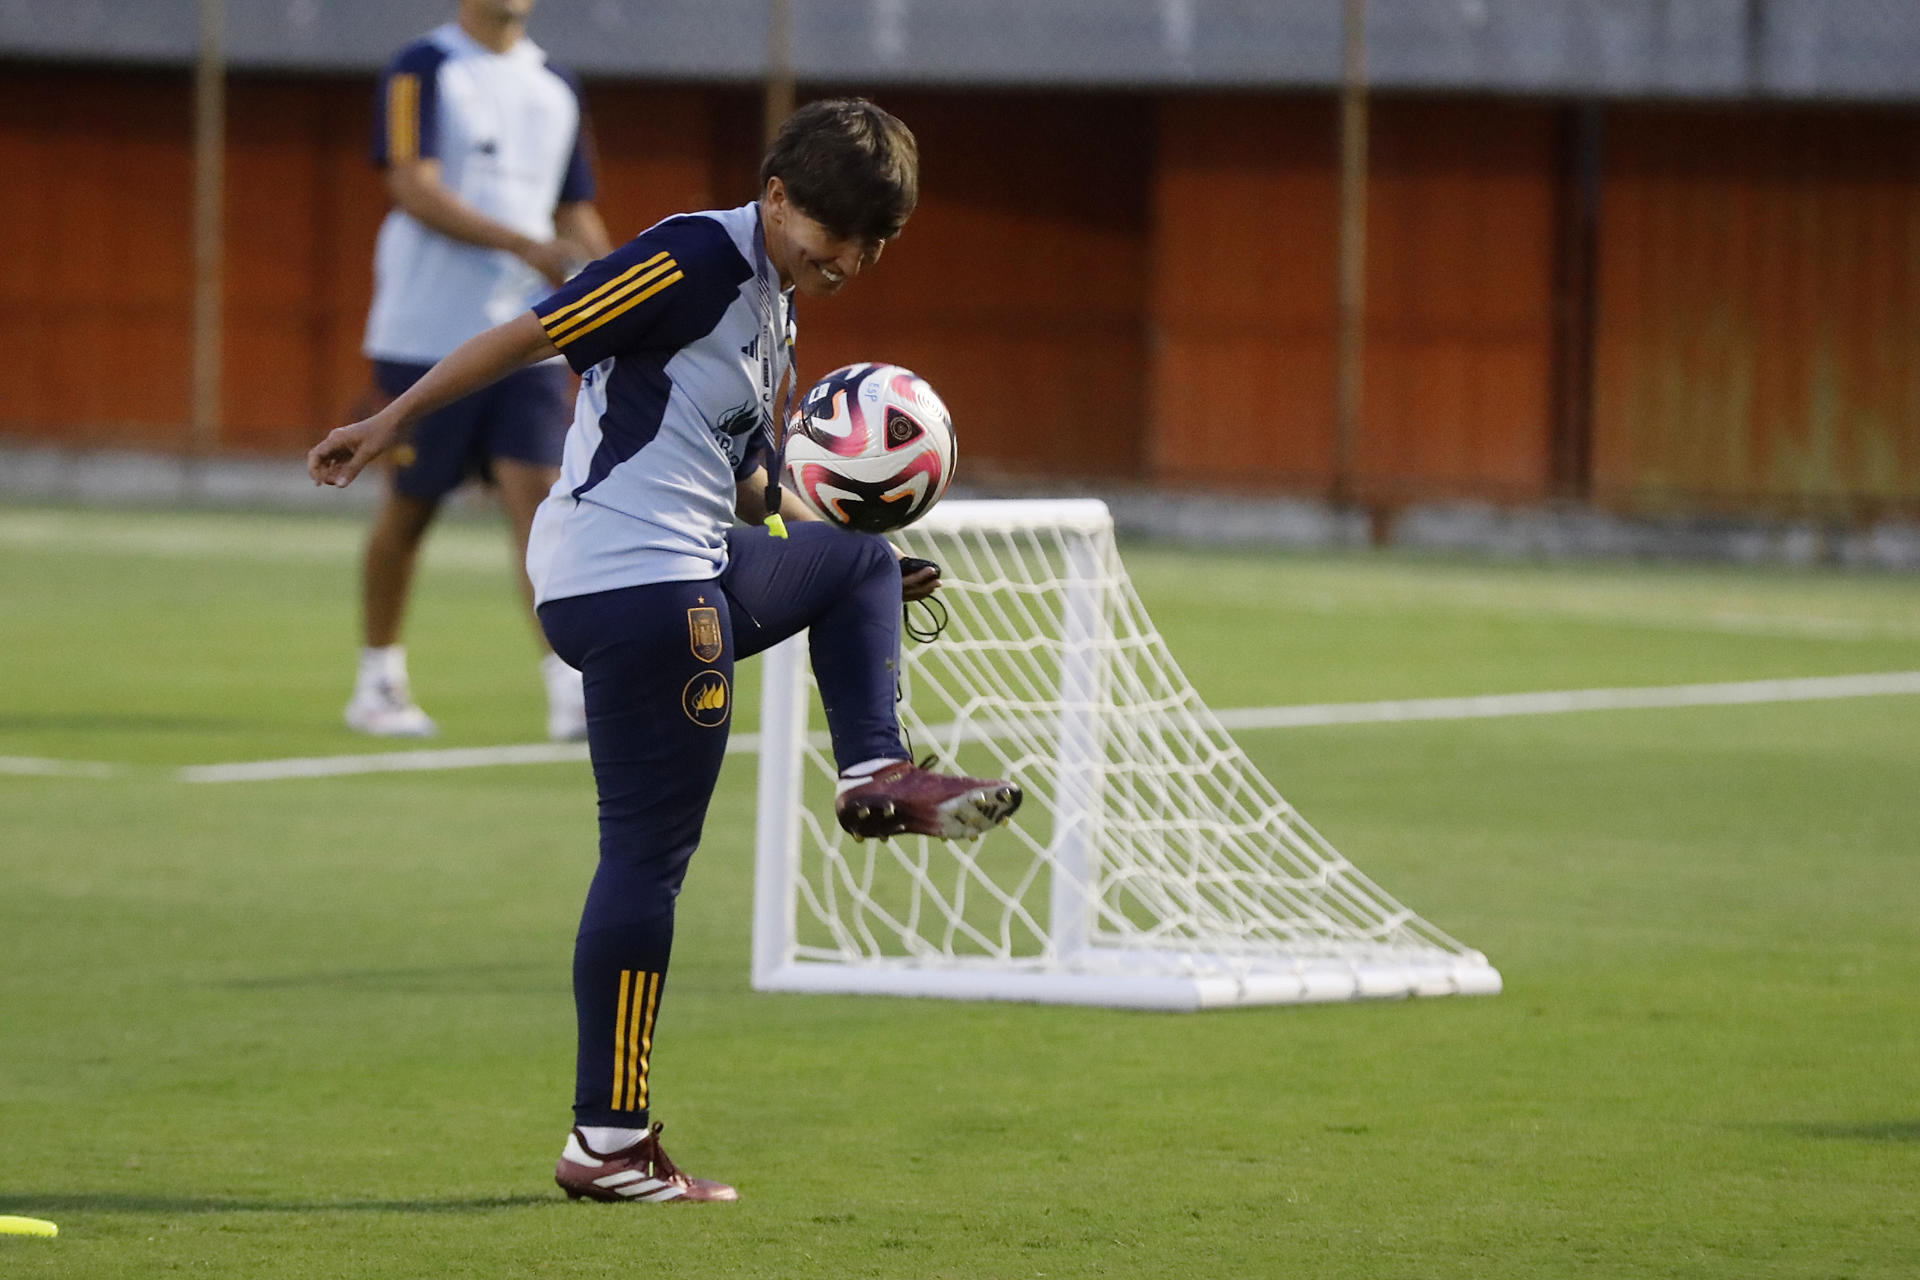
left=525, top=204, right=796, bottom=605
left=364, top=23, right=594, bottom=364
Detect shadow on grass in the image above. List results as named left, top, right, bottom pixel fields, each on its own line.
left=4, top=1193, right=559, bottom=1215
left=1780, top=1119, right=1920, bottom=1143
left=0, top=714, right=258, bottom=735
left=217, top=964, right=563, bottom=994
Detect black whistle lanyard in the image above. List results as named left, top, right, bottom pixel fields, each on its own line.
left=752, top=205, right=799, bottom=538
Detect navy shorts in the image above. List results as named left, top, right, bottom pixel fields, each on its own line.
left=373, top=359, right=574, bottom=500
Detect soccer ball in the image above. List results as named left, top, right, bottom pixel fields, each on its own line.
left=781, top=362, right=955, bottom=533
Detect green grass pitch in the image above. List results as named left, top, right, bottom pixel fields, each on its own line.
left=2, top=503, right=1917, bottom=1278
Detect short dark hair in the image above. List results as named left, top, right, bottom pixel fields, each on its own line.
left=760, top=98, right=918, bottom=243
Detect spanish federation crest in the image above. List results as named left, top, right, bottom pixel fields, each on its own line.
left=687, top=607, right=723, bottom=663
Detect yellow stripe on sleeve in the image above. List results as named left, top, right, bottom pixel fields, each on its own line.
left=537, top=252, right=671, bottom=329
left=543, top=259, right=679, bottom=344
left=551, top=272, right=685, bottom=351
left=388, top=73, right=419, bottom=162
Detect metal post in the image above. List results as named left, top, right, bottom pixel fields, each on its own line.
left=751, top=634, right=812, bottom=989
left=764, top=0, right=796, bottom=147
left=1047, top=527, right=1111, bottom=966
left=190, top=0, right=225, bottom=463
left=1333, top=0, right=1368, bottom=509
left=1548, top=102, right=1603, bottom=501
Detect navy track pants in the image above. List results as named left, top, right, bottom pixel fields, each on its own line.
left=537, top=522, right=907, bottom=1126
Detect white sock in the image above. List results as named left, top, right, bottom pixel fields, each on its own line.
left=838, top=756, right=905, bottom=780
left=541, top=652, right=578, bottom=680
left=357, top=645, right=407, bottom=689
left=578, top=1125, right=647, bottom=1155
left=837, top=757, right=910, bottom=796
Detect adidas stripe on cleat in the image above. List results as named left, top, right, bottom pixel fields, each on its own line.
left=554, top=1123, right=737, bottom=1204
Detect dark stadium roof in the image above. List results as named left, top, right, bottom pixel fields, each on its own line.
left=4, top=0, right=1919, bottom=102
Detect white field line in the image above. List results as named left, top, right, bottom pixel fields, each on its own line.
left=180, top=741, right=593, bottom=783
left=0, top=756, right=122, bottom=778
left=1211, top=670, right=1920, bottom=731
left=176, top=734, right=766, bottom=784
left=8, top=672, right=1916, bottom=785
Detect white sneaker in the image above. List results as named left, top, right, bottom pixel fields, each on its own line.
left=544, top=654, right=587, bottom=742
left=344, top=678, right=437, bottom=738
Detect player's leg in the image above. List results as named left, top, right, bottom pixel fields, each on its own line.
left=483, top=363, right=585, bottom=741
left=492, top=457, right=553, bottom=628
left=494, top=457, right=586, bottom=740
left=723, top=522, right=906, bottom=765
left=722, top=523, right=1021, bottom=838
left=345, top=361, right=481, bottom=737
left=538, top=579, right=737, bottom=1202
left=361, top=489, right=438, bottom=650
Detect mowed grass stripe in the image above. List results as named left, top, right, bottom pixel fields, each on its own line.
left=7, top=507, right=1920, bottom=641
left=4, top=694, right=1916, bottom=1278
left=5, top=503, right=1920, bottom=1279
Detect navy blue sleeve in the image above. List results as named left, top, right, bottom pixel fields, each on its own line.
left=546, top=60, right=598, bottom=203
left=371, top=39, right=447, bottom=167
left=559, top=123, right=597, bottom=203
left=735, top=433, right=773, bottom=482
left=533, top=215, right=752, bottom=373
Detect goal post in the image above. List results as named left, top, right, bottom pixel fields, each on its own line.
left=751, top=499, right=1501, bottom=1011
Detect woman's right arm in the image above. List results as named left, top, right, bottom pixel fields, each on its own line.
left=308, top=312, right=560, bottom=488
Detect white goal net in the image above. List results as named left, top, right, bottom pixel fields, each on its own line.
left=752, top=499, right=1501, bottom=1011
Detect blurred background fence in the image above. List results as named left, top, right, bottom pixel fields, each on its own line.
left=3, top=0, right=1918, bottom=523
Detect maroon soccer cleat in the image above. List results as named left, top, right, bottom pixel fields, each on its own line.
left=554, top=1123, right=738, bottom=1203
left=834, top=759, right=1022, bottom=839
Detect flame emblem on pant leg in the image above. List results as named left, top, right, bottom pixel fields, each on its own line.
left=681, top=671, right=730, bottom=727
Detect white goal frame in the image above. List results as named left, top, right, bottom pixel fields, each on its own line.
left=751, top=499, right=1501, bottom=1011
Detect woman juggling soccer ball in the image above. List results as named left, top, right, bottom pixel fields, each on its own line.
left=308, top=99, right=1020, bottom=1203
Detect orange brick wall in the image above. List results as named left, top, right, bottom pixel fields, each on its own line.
left=1594, top=105, right=1920, bottom=514
left=1150, top=96, right=1339, bottom=491
left=0, top=68, right=196, bottom=446
left=4, top=66, right=1915, bottom=513
left=796, top=91, right=1152, bottom=481
left=1149, top=95, right=1558, bottom=501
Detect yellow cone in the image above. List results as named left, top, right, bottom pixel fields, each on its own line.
left=0, top=1216, right=58, bottom=1237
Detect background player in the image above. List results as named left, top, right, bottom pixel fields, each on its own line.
left=309, top=98, right=1020, bottom=1204
left=348, top=0, right=612, bottom=740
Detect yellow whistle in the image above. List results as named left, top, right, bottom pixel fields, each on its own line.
left=766, top=513, right=789, bottom=540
